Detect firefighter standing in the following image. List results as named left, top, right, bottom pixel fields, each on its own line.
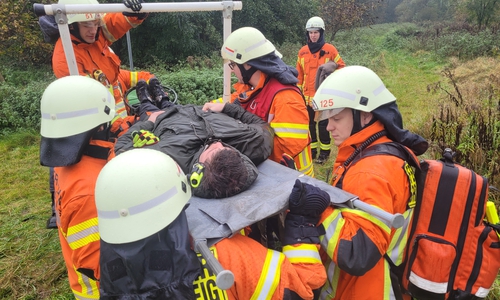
left=44, top=0, right=149, bottom=229
left=95, top=148, right=329, bottom=299
left=205, top=27, right=315, bottom=178
left=51, top=0, right=147, bottom=119
left=39, top=76, right=118, bottom=298
left=311, top=66, right=428, bottom=299
left=296, top=16, right=345, bottom=164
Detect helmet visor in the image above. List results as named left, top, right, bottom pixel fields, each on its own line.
left=317, top=108, right=344, bottom=121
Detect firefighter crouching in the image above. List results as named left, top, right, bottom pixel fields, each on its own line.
left=95, top=148, right=330, bottom=299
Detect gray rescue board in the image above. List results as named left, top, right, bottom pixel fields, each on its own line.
left=186, top=159, right=358, bottom=245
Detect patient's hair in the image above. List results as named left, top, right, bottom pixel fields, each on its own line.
left=200, top=148, right=248, bottom=199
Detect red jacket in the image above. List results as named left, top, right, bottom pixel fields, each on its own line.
left=318, top=121, right=414, bottom=300
left=233, top=74, right=315, bottom=177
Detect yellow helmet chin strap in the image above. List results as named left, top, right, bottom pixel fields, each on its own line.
left=189, top=163, right=205, bottom=188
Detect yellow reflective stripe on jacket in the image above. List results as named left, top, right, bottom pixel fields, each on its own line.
left=320, top=209, right=344, bottom=258
left=130, top=71, right=139, bottom=87
left=282, top=244, right=321, bottom=264
left=73, top=266, right=99, bottom=299
left=295, top=148, right=314, bottom=177
left=193, top=246, right=228, bottom=300
left=339, top=207, right=391, bottom=234
left=387, top=208, right=413, bottom=266
left=270, top=122, right=309, bottom=139
left=319, top=141, right=331, bottom=151
left=320, top=210, right=344, bottom=299
left=115, top=98, right=127, bottom=118
left=66, top=217, right=100, bottom=250
left=250, top=249, right=284, bottom=300
left=320, top=257, right=341, bottom=300
left=383, top=259, right=393, bottom=300
left=100, top=23, right=119, bottom=43
left=333, top=54, right=342, bottom=64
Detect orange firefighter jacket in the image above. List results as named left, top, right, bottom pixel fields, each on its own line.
left=52, top=13, right=145, bottom=118
left=318, top=121, right=415, bottom=300
left=296, top=43, right=345, bottom=106
left=193, top=233, right=326, bottom=300
left=53, top=139, right=114, bottom=299
left=232, top=74, right=315, bottom=177
left=118, top=69, right=154, bottom=92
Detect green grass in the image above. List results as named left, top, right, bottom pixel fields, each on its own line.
left=1, top=22, right=499, bottom=298
left=0, top=132, right=73, bottom=299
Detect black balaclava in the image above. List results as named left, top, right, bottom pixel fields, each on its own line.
left=237, top=64, right=258, bottom=85
left=306, top=28, right=325, bottom=54
left=351, top=110, right=377, bottom=136
left=246, top=52, right=299, bottom=85
left=371, top=102, right=429, bottom=156
left=99, top=209, right=200, bottom=299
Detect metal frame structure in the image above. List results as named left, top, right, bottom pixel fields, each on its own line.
left=33, top=1, right=242, bottom=102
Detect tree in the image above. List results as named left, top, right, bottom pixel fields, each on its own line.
left=462, top=0, right=500, bottom=30
left=111, top=0, right=320, bottom=67
left=319, top=0, right=385, bottom=39
left=0, top=0, right=54, bottom=66
left=395, top=0, right=455, bottom=22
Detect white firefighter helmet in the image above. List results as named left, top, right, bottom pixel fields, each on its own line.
left=306, top=16, right=325, bottom=31
left=221, top=27, right=282, bottom=64
left=40, top=75, right=115, bottom=138
left=95, top=149, right=191, bottom=244
left=58, top=0, right=102, bottom=24
left=312, top=66, right=396, bottom=120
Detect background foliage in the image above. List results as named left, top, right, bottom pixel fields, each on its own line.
left=0, top=0, right=500, bottom=298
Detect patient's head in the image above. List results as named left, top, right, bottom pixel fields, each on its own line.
left=190, top=142, right=257, bottom=199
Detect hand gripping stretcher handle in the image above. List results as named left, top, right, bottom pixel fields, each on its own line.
left=195, top=239, right=235, bottom=290
left=352, top=199, right=405, bottom=228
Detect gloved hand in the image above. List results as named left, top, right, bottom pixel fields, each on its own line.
left=288, top=179, right=330, bottom=217
left=283, top=179, right=330, bottom=245
left=280, top=153, right=296, bottom=170
left=314, top=61, right=338, bottom=90
left=123, top=0, right=148, bottom=19
left=123, top=0, right=143, bottom=11
left=132, top=130, right=159, bottom=148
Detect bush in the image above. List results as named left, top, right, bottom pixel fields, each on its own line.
left=155, top=68, right=226, bottom=105
left=428, top=68, right=500, bottom=184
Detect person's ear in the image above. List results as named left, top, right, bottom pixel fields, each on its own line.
left=360, top=111, right=373, bottom=127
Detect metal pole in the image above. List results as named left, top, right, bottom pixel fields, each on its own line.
left=126, top=31, right=134, bottom=71
left=222, top=1, right=235, bottom=103
left=33, top=2, right=243, bottom=78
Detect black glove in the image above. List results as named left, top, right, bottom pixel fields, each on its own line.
left=280, top=153, right=296, bottom=170
left=123, top=0, right=148, bottom=19
left=288, top=179, right=330, bottom=217
left=123, top=0, right=142, bottom=11
left=283, top=179, right=330, bottom=245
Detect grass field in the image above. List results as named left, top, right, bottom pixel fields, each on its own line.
left=1, top=23, right=499, bottom=299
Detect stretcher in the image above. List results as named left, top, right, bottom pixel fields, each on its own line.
left=186, top=159, right=405, bottom=290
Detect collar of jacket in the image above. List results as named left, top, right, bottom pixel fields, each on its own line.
left=235, top=73, right=268, bottom=104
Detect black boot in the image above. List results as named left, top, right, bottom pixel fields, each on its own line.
left=46, top=192, right=57, bottom=229
left=136, top=80, right=155, bottom=105
left=149, top=79, right=174, bottom=109
left=316, top=150, right=331, bottom=164
left=311, top=148, right=318, bottom=160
